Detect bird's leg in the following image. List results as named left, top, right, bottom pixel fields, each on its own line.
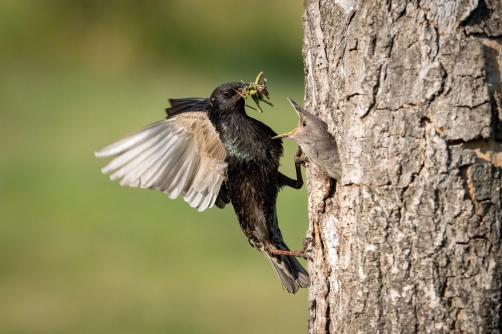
left=278, top=170, right=303, bottom=190
left=268, top=238, right=313, bottom=261
left=277, top=146, right=306, bottom=190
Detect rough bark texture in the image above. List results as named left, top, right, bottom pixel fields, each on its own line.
left=303, top=0, right=502, bottom=333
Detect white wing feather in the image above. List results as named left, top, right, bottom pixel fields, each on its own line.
left=95, top=114, right=227, bottom=211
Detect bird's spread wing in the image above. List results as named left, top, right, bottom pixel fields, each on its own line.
left=95, top=112, right=227, bottom=212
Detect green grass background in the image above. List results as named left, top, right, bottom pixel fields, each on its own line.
left=0, top=1, right=309, bottom=333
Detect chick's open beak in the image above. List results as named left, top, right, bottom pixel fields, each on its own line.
left=272, top=123, right=299, bottom=139
left=272, top=132, right=290, bottom=139
left=287, top=98, right=303, bottom=113
left=272, top=97, right=303, bottom=139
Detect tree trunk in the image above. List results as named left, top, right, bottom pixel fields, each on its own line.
left=303, top=0, right=502, bottom=332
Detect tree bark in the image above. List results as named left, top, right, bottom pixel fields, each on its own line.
left=303, top=0, right=502, bottom=333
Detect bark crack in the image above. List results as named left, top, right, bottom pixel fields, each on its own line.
left=459, top=165, right=474, bottom=202
left=453, top=309, right=463, bottom=330
left=360, top=65, right=383, bottom=119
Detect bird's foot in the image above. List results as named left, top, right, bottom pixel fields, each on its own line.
left=294, top=156, right=309, bottom=166
left=294, top=146, right=309, bottom=167
left=299, top=237, right=313, bottom=261
left=270, top=238, right=313, bottom=261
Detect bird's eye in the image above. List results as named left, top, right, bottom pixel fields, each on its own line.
left=302, top=121, right=307, bottom=127
left=223, top=92, right=231, bottom=98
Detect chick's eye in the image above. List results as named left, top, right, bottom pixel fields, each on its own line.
left=302, top=121, right=307, bottom=127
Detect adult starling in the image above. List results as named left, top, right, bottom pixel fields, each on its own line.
left=95, top=83, right=310, bottom=293
left=273, top=99, right=342, bottom=180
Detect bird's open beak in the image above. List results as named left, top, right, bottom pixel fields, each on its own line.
left=287, top=98, right=303, bottom=114
left=272, top=125, right=298, bottom=139
left=272, top=131, right=291, bottom=139
left=271, top=98, right=302, bottom=139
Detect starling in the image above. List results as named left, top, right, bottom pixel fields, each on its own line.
left=273, top=99, right=342, bottom=180
left=95, top=83, right=310, bottom=293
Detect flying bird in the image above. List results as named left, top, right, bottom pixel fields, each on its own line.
left=273, top=99, right=342, bottom=181
left=95, top=83, right=310, bottom=293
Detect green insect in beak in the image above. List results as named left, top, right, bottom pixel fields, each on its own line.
left=237, top=71, right=273, bottom=113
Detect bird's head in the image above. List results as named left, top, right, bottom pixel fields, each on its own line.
left=209, top=82, right=247, bottom=116
left=272, top=98, right=329, bottom=145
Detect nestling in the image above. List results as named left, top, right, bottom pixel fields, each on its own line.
left=273, top=98, right=342, bottom=180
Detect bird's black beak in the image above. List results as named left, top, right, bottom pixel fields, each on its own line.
left=238, top=72, right=274, bottom=113
left=236, top=85, right=248, bottom=97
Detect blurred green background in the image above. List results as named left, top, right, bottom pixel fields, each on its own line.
left=0, top=1, right=308, bottom=333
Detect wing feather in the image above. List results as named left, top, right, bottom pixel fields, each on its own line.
left=140, top=135, right=187, bottom=188
left=96, top=120, right=178, bottom=157
left=118, top=137, right=178, bottom=187
left=107, top=132, right=172, bottom=181
left=95, top=112, right=227, bottom=211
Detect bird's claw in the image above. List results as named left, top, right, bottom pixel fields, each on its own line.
left=269, top=238, right=313, bottom=261
left=294, top=156, right=309, bottom=167
left=294, top=146, right=309, bottom=167
left=299, top=237, right=313, bottom=261
left=298, top=251, right=313, bottom=261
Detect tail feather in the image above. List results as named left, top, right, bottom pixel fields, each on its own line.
left=263, top=252, right=310, bottom=294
